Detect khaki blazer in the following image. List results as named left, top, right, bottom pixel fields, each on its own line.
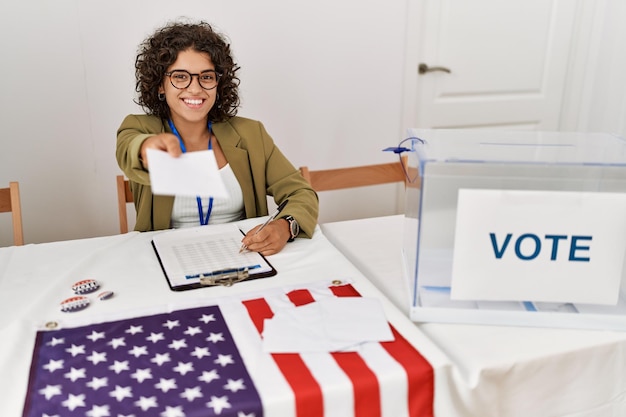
left=116, top=115, right=318, bottom=237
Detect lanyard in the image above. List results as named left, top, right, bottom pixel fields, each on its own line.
left=168, top=119, right=214, bottom=226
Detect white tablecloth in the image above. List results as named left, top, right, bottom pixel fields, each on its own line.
left=0, top=218, right=450, bottom=417
left=322, top=215, right=626, bottom=417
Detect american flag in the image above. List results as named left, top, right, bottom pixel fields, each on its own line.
left=23, top=283, right=433, bottom=417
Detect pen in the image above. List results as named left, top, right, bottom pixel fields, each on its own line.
left=239, top=199, right=289, bottom=253
left=185, top=264, right=261, bottom=279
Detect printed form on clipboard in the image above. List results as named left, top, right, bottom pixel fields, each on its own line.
left=151, top=223, right=277, bottom=291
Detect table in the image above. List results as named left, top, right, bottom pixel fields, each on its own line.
left=321, top=215, right=626, bottom=417
left=0, top=218, right=450, bottom=417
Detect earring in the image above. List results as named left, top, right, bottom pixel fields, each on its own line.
left=158, top=93, right=165, bottom=101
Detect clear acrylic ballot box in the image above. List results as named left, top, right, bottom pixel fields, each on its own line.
left=402, top=129, right=626, bottom=330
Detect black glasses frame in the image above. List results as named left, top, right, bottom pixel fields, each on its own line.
left=164, top=69, right=222, bottom=90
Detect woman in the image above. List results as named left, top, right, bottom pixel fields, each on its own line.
left=117, top=20, right=318, bottom=255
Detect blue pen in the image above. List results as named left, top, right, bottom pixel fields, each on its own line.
left=186, top=264, right=261, bottom=279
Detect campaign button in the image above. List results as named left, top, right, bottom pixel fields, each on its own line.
left=60, top=296, right=90, bottom=313
left=72, top=279, right=100, bottom=295
left=98, top=291, right=114, bottom=301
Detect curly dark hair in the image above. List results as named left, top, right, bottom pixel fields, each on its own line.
left=134, top=20, right=240, bottom=122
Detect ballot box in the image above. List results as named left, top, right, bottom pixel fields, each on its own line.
left=402, top=129, right=626, bottom=330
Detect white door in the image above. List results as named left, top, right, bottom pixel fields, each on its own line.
left=407, top=0, right=578, bottom=130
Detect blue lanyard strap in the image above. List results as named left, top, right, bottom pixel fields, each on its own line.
left=168, top=119, right=214, bottom=226
left=167, top=119, right=213, bottom=151
left=196, top=196, right=213, bottom=226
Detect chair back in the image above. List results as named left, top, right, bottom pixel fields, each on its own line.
left=299, top=159, right=413, bottom=192
left=116, top=175, right=133, bottom=233
left=0, top=181, right=24, bottom=245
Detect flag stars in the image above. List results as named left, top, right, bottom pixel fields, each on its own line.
left=86, top=404, right=110, bottom=417
left=151, top=352, right=171, bottom=366
left=161, top=405, right=185, bottom=417
left=128, top=345, right=149, bottom=358
left=206, top=395, right=231, bottom=415
left=43, top=359, right=64, bottom=373
left=198, top=369, right=220, bottom=383
left=146, top=332, right=165, bottom=343
left=184, top=326, right=202, bottom=336
left=173, top=361, right=194, bottom=376
left=130, top=368, right=153, bottom=383
left=224, top=378, right=246, bottom=393
left=180, top=386, right=203, bottom=401
left=86, top=330, right=106, bottom=342
left=27, top=306, right=259, bottom=417
left=169, top=339, right=188, bottom=350
left=199, top=314, right=216, bottom=324
left=39, top=384, right=62, bottom=400
left=109, top=385, right=133, bottom=402
left=134, top=396, right=158, bottom=411
left=206, top=332, right=225, bottom=343
left=214, top=354, right=235, bottom=367
left=108, top=337, right=126, bottom=349
left=64, top=367, right=86, bottom=382
left=109, top=360, right=130, bottom=374
left=66, top=344, right=86, bottom=357
left=126, top=325, right=143, bottom=335
left=191, top=346, right=211, bottom=359
left=86, top=351, right=107, bottom=365
left=163, top=319, right=180, bottom=330
left=62, top=393, right=86, bottom=411
left=86, top=376, right=108, bottom=390
left=46, top=337, right=65, bottom=346
left=155, top=378, right=178, bottom=393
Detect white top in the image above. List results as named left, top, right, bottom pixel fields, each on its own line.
left=171, top=163, right=244, bottom=228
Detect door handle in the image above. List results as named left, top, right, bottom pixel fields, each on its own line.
left=418, top=63, right=451, bottom=74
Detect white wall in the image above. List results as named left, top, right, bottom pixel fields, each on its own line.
left=560, top=0, right=626, bottom=136
left=1, top=0, right=626, bottom=246
left=579, top=0, right=626, bottom=136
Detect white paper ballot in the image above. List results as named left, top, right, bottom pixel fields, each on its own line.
left=146, top=148, right=228, bottom=197
left=261, top=297, right=394, bottom=353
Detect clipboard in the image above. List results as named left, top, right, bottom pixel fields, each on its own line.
left=151, top=224, right=277, bottom=291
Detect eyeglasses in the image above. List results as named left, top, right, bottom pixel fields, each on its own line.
left=164, top=69, right=221, bottom=90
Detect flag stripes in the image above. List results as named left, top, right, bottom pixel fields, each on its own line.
left=242, top=283, right=434, bottom=417
left=242, top=297, right=325, bottom=417
left=286, top=285, right=383, bottom=417
left=331, top=283, right=435, bottom=417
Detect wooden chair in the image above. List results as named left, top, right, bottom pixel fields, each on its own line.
left=0, top=181, right=24, bottom=245
left=299, top=159, right=412, bottom=192
left=116, top=175, right=133, bottom=233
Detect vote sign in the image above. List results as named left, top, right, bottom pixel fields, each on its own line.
left=451, top=189, right=626, bottom=305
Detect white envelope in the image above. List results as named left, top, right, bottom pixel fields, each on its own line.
left=146, top=148, right=228, bottom=197
left=261, top=297, right=394, bottom=353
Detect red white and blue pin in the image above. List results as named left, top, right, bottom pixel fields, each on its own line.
left=60, top=296, right=90, bottom=313
left=71, top=279, right=100, bottom=295
left=60, top=279, right=113, bottom=313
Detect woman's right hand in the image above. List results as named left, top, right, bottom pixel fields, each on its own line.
left=140, top=133, right=182, bottom=168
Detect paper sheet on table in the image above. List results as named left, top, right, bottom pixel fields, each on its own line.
left=146, top=148, right=228, bottom=197
left=261, top=297, right=394, bottom=353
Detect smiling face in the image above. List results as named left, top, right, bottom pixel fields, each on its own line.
left=159, top=48, right=217, bottom=127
